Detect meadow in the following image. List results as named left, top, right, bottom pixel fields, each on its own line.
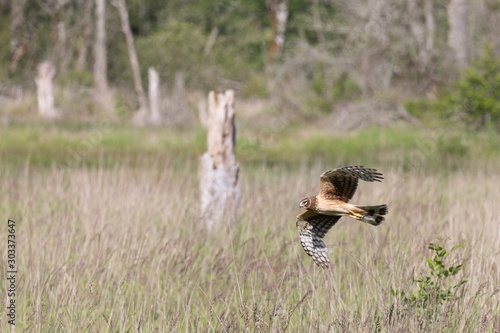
left=1, top=123, right=500, bottom=332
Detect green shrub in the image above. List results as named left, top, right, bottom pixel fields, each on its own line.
left=114, top=95, right=131, bottom=119
left=404, top=97, right=455, bottom=124
left=392, top=241, right=468, bottom=321
left=436, top=134, right=467, bottom=158
left=241, top=75, right=269, bottom=98
left=455, top=44, right=500, bottom=129
left=307, top=67, right=362, bottom=115
left=136, top=20, right=206, bottom=86
left=333, top=72, right=362, bottom=101
left=59, top=70, right=94, bottom=88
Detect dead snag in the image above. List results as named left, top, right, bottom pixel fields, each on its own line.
left=35, top=61, right=58, bottom=118
left=199, top=90, right=241, bottom=229
left=148, top=67, right=161, bottom=125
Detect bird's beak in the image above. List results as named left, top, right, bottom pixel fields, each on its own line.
left=299, top=203, right=304, bottom=209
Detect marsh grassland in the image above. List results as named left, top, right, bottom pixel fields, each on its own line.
left=1, top=125, right=499, bottom=332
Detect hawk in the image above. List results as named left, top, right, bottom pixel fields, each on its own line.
left=296, top=166, right=388, bottom=269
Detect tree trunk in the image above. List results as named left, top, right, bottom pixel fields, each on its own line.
left=204, top=27, right=219, bottom=55
left=447, top=0, right=468, bottom=69
left=36, top=61, right=58, bottom=118
left=76, top=0, right=94, bottom=71
left=114, top=0, right=149, bottom=122
left=9, top=0, right=27, bottom=72
left=199, top=90, right=240, bottom=230
left=56, top=20, right=69, bottom=73
left=94, top=0, right=108, bottom=92
left=148, top=67, right=161, bottom=125
left=267, top=0, right=289, bottom=64
left=424, top=0, right=435, bottom=57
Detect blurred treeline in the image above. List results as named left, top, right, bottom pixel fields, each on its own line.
left=1, top=0, right=500, bottom=128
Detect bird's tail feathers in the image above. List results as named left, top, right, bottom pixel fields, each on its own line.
left=354, top=204, right=388, bottom=226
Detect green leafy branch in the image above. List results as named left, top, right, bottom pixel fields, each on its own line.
left=392, top=241, right=468, bottom=315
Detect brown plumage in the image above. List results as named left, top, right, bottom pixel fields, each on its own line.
left=296, top=166, right=388, bottom=269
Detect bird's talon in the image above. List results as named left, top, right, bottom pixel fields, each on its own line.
left=350, top=212, right=364, bottom=220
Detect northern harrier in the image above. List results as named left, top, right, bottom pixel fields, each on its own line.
left=296, top=166, right=388, bottom=268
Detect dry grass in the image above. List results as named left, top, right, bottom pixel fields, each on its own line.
left=1, top=157, right=500, bottom=332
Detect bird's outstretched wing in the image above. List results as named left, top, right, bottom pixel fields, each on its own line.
left=296, top=211, right=341, bottom=269
left=319, top=165, right=383, bottom=202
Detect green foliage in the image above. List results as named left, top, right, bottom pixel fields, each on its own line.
left=436, top=134, right=467, bottom=158
left=59, top=70, right=94, bottom=88
left=455, top=44, right=500, bottom=129
left=114, top=95, right=132, bottom=119
left=240, top=75, right=270, bottom=99
left=392, top=241, right=468, bottom=318
left=0, top=18, right=11, bottom=80
left=130, top=1, right=270, bottom=88
left=333, top=73, right=362, bottom=101
left=136, top=20, right=206, bottom=84
left=306, top=67, right=362, bottom=114
left=404, top=97, right=455, bottom=126
left=3, top=123, right=500, bottom=170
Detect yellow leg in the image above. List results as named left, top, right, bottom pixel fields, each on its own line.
left=349, top=212, right=364, bottom=220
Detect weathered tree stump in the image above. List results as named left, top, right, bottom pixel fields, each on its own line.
left=35, top=61, right=58, bottom=118
left=148, top=67, right=161, bottom=125
left=199, top=90, right=240, bottom=229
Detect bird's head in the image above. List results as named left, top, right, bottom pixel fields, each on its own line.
left=299, top=197, right=315, bottom=209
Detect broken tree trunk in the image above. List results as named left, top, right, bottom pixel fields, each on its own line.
left=148, top=67, right=161, bottom=125
left=35, top=61, right=58, bottom=118
left=199, top=90, right=240, bottom=230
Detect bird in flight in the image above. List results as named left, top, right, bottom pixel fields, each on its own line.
left=296, top=166, right=388, bottom=269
